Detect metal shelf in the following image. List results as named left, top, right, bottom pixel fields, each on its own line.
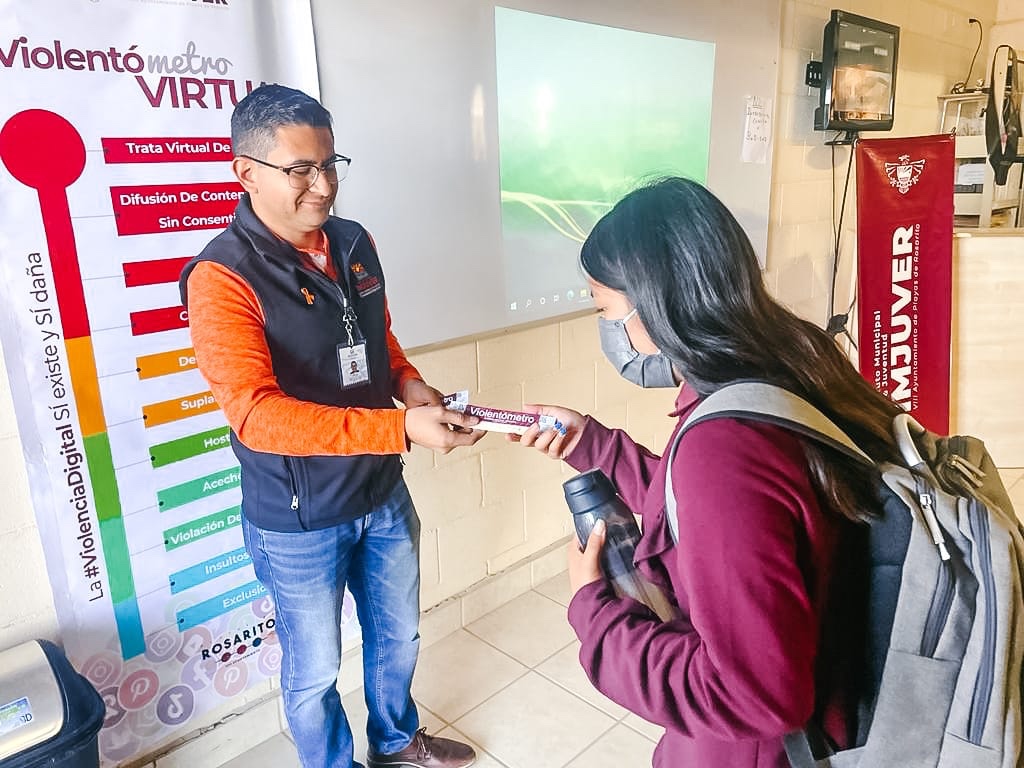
left=939, top=93, right=1023, bottom=228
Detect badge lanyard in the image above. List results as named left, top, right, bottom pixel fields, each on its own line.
left=336, top=237, right=370, bottom=389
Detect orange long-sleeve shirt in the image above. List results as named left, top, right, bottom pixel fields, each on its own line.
left=186, top=253, right=422, bottom=457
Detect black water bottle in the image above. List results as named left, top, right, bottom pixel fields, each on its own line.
left=562, top=469, right=678, bottom=620
left=563, top=469, right=641, bottom=580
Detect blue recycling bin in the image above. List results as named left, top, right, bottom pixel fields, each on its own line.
left=0, top=640, right=104, bottom=768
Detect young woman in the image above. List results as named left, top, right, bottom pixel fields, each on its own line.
left=514, top=177, right=903, bottom=767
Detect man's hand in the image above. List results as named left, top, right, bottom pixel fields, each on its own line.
left=404, top=405, right=485, bottom=453
left=568, top=518, right=606, bottom=597
left=400, top=378, right=444, bottom=408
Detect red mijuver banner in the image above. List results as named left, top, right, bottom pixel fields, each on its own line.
left=856, top=134, right=954, bottom=435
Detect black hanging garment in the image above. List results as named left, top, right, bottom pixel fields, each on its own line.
left=985, top=45, right=1022, bottom=185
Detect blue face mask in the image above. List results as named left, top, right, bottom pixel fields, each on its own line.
left=597, top=309, right=678, bottom=388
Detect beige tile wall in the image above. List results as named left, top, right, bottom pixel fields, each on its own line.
left=951, top=233, right=1024, bottom=466
left=0, top=0, right=1007, bottom=763
left=991, top=1, right=1024, bottom=68
left=404, top=314, right=678, bottom=610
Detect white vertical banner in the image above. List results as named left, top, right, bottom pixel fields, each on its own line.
left=0, top=2, right=341, bottom=763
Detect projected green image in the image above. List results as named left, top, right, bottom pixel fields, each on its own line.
left=495, top=7, right=715, bottom=309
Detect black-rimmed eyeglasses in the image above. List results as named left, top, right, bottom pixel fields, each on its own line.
left=240, top=153, right=351, bottom=189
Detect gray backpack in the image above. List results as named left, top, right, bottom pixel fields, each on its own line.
left=664, top=382, right=1024, bottom=768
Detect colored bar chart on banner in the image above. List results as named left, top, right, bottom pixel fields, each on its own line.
left=137, top=347, right=199, bottom=379
left=168, top=546, right=250, bottom=595
left=102, top=137, right=233, bottom=164
left=150, top=426, right=231, bottom=468
left=106, top=139, right=255, bottom=641
left=123, top=256, right=193, bottom=288
left=110, top=182, right=242, bottom=236
left=176, top=580, right=266, bottom=631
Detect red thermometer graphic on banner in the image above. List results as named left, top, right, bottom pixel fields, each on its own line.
left=1, top=110, right=89, bottom=336
left=0, top=109, right=145, bottom=658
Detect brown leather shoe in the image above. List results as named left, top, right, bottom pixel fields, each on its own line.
left=366, top=728, right=476, bottom=768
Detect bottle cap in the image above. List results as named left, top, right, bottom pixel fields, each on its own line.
left=562, top=468, right=617, bottom=514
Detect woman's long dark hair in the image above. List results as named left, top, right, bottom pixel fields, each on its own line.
left=581, top=177, right=902, bottom=522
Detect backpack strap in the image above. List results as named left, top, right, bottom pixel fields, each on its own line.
left=892, top=412, right=929, bottom=470
left=663, top=381, right=873, bottom=545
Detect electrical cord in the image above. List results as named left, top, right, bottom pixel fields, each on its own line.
left=951, top=18, right=983, bottom=93
left=826, top=134, right=857, bottom=350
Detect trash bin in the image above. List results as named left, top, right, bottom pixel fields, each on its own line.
left=0, top=640, right=104, bottom=768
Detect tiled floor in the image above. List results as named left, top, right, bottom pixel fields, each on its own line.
left=219, top=572, right=659, bottom=768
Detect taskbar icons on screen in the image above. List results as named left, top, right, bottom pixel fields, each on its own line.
left=509, top=287, right=590, bottom=313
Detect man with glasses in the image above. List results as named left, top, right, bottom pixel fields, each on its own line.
left=180, top=84, right=482, bottom=768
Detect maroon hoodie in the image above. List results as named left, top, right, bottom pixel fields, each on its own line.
left=565, top=385, right=853, bottom=768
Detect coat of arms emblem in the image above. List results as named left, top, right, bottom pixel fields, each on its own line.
left=884, top=154, right=926, bottom=194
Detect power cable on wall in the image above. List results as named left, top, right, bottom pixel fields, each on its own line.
left=951, top=19, right=983, bottom=94
left=826, top=134, right=857, bottom=351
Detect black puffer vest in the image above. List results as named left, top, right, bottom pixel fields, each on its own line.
left=180, top=195, right=402, bottom=531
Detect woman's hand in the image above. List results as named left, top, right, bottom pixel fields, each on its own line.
left=509, top=404, right=587, bottom=460
left=568, top=518, right=606, bottom=597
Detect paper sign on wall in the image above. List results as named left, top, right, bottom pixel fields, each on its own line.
left=742, top=96, right=772, bottom=164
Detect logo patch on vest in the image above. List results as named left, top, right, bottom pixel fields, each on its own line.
left=350, top=262, right=381, bottom=298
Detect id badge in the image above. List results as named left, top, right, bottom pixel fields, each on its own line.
left=338, top=343, right=370, bottom=388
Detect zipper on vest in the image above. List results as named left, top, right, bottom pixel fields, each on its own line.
left=967, top=495, right=996, bottom=744
left=304, top=261, right=357, bottom=336
left=331, top=283, right=359, bottom=346
left=284, top=457, right=299, bottom=511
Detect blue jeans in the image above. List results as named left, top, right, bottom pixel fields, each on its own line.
left=243, top=480, right=421, bottom=768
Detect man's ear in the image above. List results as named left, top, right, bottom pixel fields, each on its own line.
left=232, top=156, right=258, bottom=194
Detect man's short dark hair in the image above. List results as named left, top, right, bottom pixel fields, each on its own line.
left=231, top=84, right=333, bottom=158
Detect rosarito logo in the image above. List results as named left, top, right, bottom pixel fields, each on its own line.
left=200, top=618, right=276, bottom=664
